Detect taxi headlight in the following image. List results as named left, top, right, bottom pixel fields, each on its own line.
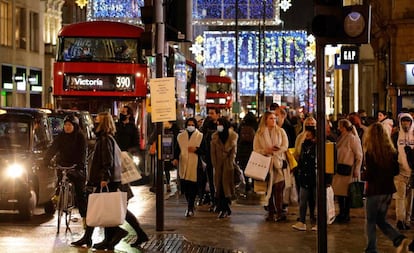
left=6, top=163, right=25, bottom=178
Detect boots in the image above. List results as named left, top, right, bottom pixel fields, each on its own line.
left=125, top=210, right=149, bottom=247
left=71, top=226, right=93, bottom=247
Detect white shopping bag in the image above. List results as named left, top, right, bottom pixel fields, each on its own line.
left=244, top=151, right=272, bottom=181
left=121, top=151, right=142, bottom=184
left=327, top=186, right=336, bottom=224
left=86, top=188, right=128, bottom=227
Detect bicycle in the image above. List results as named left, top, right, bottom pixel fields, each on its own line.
left=55, top=164, right=76, bottom=234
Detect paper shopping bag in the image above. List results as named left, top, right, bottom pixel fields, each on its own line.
left=121, top=151, right=142, bottom=184
left=86, top=190, right=128, bottom=227
left=326, top=186, right=336, bottom=224
left=349, top=181, right=365, bottom=208
left=244, top=151, right=272, bottom=181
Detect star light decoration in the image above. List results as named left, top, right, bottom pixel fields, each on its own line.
left=76, top=0, right=88, bottom=9
left=190, top=35, right=205, bottom=63
left=279, top=0, right=292, bottom=12
left=305, top=34, right=316, bottom=62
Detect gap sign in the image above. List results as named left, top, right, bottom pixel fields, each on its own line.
left=341, top=46, right=360, bottom=64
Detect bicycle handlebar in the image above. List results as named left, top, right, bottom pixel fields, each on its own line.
left=56, top=164, right=77, bottom=170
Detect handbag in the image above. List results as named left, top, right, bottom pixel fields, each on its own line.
left=86, top=187, right=128, bottom=227
left=121, top=151, right=142, bottom=184
left=348, top=181, right=364, bottom=208
left=286, top=148, right=298, bottom=170
left=326, top=186, right=336, bottom=224
left=337, top=164, right=352, bottom=176
left=244, top=151, right=272, bottom=181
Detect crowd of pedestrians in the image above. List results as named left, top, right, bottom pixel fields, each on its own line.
left=46, top=102, right=414, bottom=252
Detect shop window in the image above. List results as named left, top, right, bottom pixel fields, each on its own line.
left=15, top=7, right=27, bottom=49
left=0, top=0, right=12, bottom=46
left=30, top=11, right=39, bottom=52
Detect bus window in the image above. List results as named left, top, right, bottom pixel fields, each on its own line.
left=59, top=37, right=141, bottom=63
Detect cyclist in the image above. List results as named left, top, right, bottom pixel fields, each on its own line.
left=44, top=114, right=87, bottom=225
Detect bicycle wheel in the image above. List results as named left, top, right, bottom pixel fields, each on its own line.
left=64, top=184, right=73, bottom=232
left=56, top=187, right=64, bottom=234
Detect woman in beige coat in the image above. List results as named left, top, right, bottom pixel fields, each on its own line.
left=332, top=119, right=363, bottom=223
left=254, top=111, right=289, bottom=221
left=211, top=117, right=238, bottom=218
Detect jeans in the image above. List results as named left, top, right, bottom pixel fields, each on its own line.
left=299, top=186, right=316, bottom=223
left=365, top=194, right=405, bottom=253
left=394, top=174, right=411, bottom=223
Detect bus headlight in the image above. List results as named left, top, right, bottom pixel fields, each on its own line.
left=6, top=163, right=25, bottom=178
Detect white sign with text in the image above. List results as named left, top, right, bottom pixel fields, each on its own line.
left=150, top=77, right=177, bottom=123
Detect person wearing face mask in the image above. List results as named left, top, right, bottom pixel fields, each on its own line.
left=293, top=116, right=317, bottom=161
left=210, top=117, right=238, bottom=218
left=115, top=106, right=139, bottom=153
left=172, top=118, right=206, bottom=217
left=292, top=128, right=317, bottom=231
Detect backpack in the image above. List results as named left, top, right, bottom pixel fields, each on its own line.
left=239, top=125, right=255, bottom=143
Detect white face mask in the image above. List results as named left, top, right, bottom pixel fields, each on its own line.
left=217, top=125, right=224, bottom=132
left=187, top=126, right=195, bottom=132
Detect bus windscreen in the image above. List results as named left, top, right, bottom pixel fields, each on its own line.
left=58, top=37, right=142, bottom=63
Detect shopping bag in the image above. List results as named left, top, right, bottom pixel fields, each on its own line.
left=121, top=151, right=142, bottom=184
left=244, top=151, right=272, bottom=181
left=86, top=188, right=128, bottom=227
left=326, top=186, right=336, bottom=224
left=349, top=181, right=364, bottom=208
left=254, top=180, right=268, bottom=193
left=286, top=148, right=298, bottom=170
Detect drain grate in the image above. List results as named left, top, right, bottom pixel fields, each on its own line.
left=140, top=233, right=244, bottom=253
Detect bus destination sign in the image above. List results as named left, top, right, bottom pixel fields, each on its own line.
left=64, top=74, right=135, bottom=92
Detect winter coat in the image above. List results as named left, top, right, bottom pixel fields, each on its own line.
left=88, top=132, right=120, bottom=186
left=253, top=126, right=289, bottom=203
left=332, top=131, right=363, bottom=196
left=297, top=141, right=317, bottom=189
left=44, top=129, right=87, bottom=175
left=236, top=124, right=256, bottom=168
left=176, top=129, right=204, bottom=182
left=363, top=152, right=399, bottom=196
left=115, top=121, right=139, bottom=152
left=211, top=129, right=238, bottom=198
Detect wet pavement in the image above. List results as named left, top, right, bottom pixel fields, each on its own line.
left=1, top=180, right=414, bottom=253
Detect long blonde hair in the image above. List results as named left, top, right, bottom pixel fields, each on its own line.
left=96, top=112, right=116, bottom=136
left=257, top=111, right=278, bottom=135
left=363, top=122, right=396, bottom=165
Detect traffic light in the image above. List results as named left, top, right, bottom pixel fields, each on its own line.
left=312, top=0, right=371, bottom=45
left=140, top=6, right=154, bottom=50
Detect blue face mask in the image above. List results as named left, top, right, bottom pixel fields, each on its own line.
left=187, top=126, right=195, bottom=133
left=217, top=125, right=224, bottom=132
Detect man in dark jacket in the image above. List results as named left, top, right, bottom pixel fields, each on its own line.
left=200, top=108, right=220, bottom=210
left=115, top=105, right=139, bottom=152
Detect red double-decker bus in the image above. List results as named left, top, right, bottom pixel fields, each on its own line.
left=186, top=60, right=206, bottom=116
left=205, top=75, right=233, bottom=110
left=53, top=21, right=148, bottom=150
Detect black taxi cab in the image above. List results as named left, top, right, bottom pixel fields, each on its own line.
left=0, top=107, right=56, bottom=219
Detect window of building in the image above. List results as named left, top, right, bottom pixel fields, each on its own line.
left=15, top=7, right=27, bottom=49
left=30, top=11, right=39, bottom=52
left=0, top=0, right=12, bottom=47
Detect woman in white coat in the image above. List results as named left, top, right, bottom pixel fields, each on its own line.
left=254, top=111, right=289, bottom=222
left=173, top=118, right=206, bottom=217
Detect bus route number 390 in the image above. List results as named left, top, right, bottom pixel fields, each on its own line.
left=116, top=76, right=131, bottom=89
